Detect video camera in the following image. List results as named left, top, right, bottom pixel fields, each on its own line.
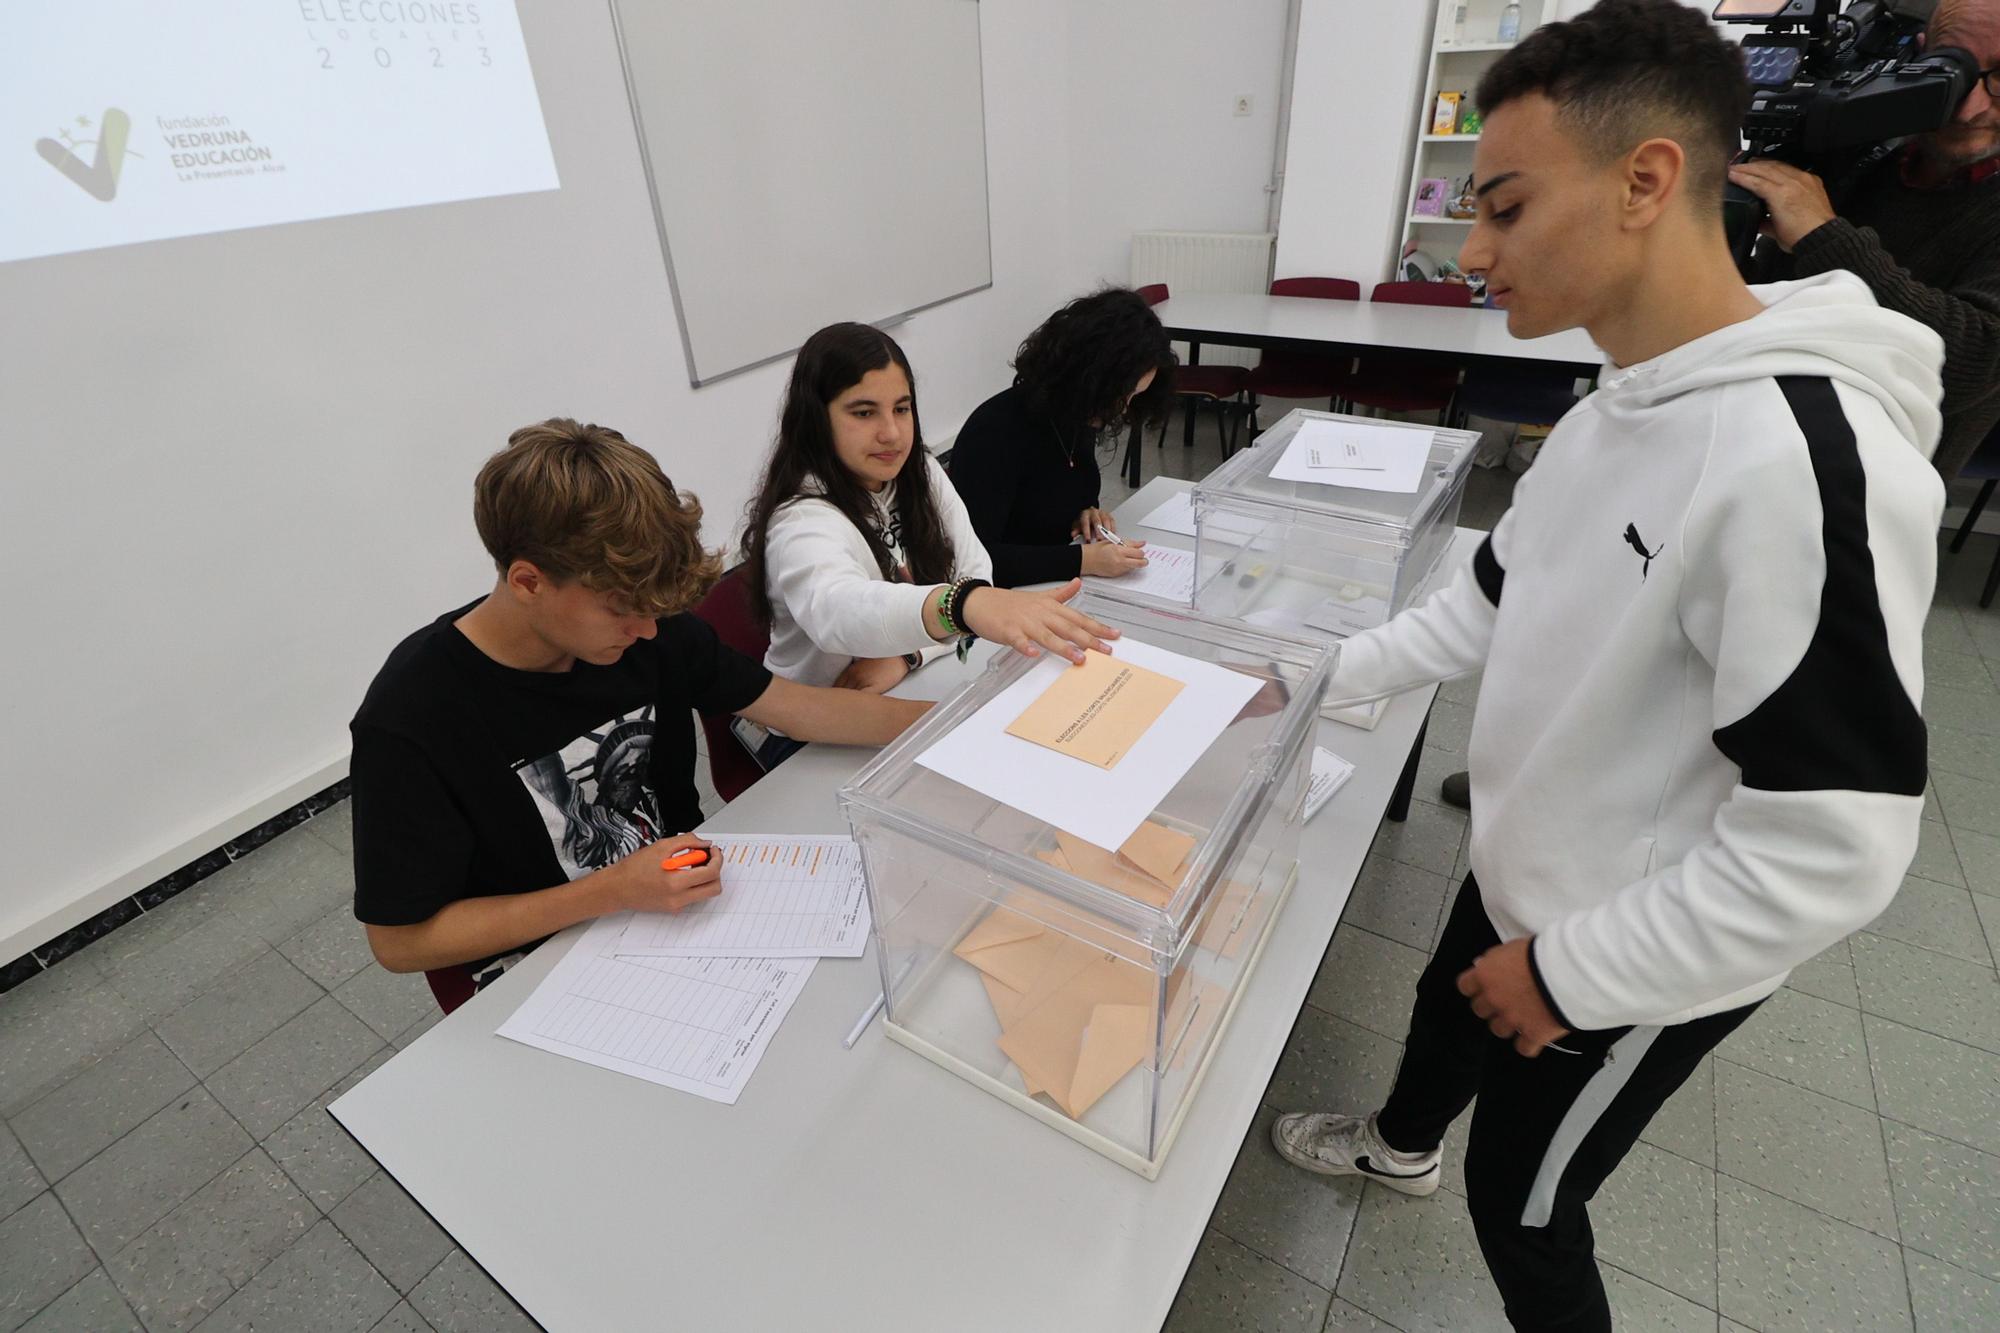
left=1715, top=0, right=1980, bottom=273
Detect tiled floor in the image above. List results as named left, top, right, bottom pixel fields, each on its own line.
left=3, top=412, right=1996, bottom=1331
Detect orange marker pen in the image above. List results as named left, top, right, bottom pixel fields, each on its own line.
left=660, top=847, right=713, bottom=872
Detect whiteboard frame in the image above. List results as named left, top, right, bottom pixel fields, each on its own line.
left=605, top=0, right=996, bottom=388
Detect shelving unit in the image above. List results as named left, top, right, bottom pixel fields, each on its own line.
left=1397, top=1, right=1549, bottom=280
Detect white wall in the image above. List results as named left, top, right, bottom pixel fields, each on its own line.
left=1, top=0, right=1297, bottom=961
left=1274, top=0, right=1439, bottom=287
left=1063, top=0, right=1291, bottom=288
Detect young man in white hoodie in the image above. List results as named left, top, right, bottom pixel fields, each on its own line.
left=1272, top=2, right=1946, bottom=1328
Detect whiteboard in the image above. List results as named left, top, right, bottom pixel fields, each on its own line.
left=610, top=0, right=993, bottom=386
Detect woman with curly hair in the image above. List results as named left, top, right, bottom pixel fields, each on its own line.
left=947, top=288, right=1177, bottom=587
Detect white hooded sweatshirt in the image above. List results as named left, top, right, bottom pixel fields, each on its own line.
left=1329, top=272, right=1946, bottom=1030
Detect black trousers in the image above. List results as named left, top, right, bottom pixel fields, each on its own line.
left=1374, top=876, right=1757, bottom=1333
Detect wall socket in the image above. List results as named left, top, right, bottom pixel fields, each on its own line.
left=1233, top=94, right=1253, bottom=117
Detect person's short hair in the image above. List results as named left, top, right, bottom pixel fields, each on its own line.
left=1476, top=0, right=1750, bottom=205
left=473, top=418, right=722, bottom=616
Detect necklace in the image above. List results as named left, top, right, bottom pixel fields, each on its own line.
left=1049, top=420, right=1078, bottom=469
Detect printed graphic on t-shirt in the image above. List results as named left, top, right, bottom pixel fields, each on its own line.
left=515, top=706, right=663, bottom=880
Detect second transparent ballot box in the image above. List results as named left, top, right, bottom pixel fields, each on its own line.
left=837, top=596, right=1333, bottom=1177
left=1191, top=410, right=1480, bottom=642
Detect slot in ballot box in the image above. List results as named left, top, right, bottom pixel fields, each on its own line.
left=838, top=596, right=1331, bottom=1177
left=1191, top=410, right=1479, bottom=645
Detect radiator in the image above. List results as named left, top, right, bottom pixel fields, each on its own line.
left=1130, top=230, right=1276, bottom=370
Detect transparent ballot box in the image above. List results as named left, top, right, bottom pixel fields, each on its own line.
left=838, top=596, right=1332, bottom=1177
left=1191, top=410, right=1479, bottom=643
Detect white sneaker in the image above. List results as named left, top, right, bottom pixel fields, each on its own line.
left=1271, top=1111, right=1441, bottom=1196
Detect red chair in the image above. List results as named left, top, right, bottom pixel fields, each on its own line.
left=1334, top=281, right=1470, bottom=421
left=1138, top=282, right=1251, bottom=458
left=692, top=566, right=770, bottom=803
left=1243, top=277, right=1362, bottom=428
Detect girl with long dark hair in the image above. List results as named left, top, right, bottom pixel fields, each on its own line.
left=736, top=323, right=1118, bottom=762
left=947, top=288, right=1178, bottom=587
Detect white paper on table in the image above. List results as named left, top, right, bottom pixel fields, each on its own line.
left=496, top=915, right=814, bottom=1104
left=914, top=637, right=1261, bottom=851
left=1268, top=419, right=1432, bottom=493
left=1304, top=747, right=1356, bottom=822
left=1087, top=544, right=1195, bottom=603
left=1136, top=491, right=1199, bottom=537
left=614, top=835, right=868, bottom=959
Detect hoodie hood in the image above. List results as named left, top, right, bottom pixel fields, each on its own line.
left=1594, top=270, right=1945, bottom=459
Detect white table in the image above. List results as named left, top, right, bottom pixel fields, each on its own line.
left=332, top=480, right=1475, bottom=1332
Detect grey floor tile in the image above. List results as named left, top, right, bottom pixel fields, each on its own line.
left=1866, top=1014, right=2000, bottom=1158
left=0, top=1193, right=96, bottom=1332
left=1978, top=893, right=2000, bottom=966
left=206, top=996, right=386, bottom=1140
left=83, top=886, right=228, bottom=974
left=1438, top=671, right=1482, bottom=710
left=330, top=1172, right=453, bottom=1296
left=1923, top=778, right=1941, bottom=824
left=1785, top=937, right=1860, bottom=1010
left=391, top=1009, right=443, bottom=1051
left=1162, top=1227, right=1330, bottom=1333
left=1369, top=801, right=1466, bottom=878
left=1933, top=769, right=2000, bottom=838
left=54, top=1088, right=252, bottom=1256
left=1210, top=1106, right=1361, bottom=1290
left=19, top=1269, right=141, bottom=1332
left=368, top=1301, right=435, bottom=1333
left=91, top=913, right=268, bottom=1026
left=278, top=910, right=375, bottom=991
left=1954, top=827, right=2000, bottom=898
left=1601, top=1262, right=1718, bottom=1333
left=1865, top=877, right=1993, bottom=965
left=195, top=1219, right=398, bottom=1333
left=1594, top=1141, right=1718, bottom=1307
left=1924, top=683, right=2000, bottom=739
left=1306, top=926, right=1425, bottom=1042
left=1266, top=1008, right=1406, bottom=1115
left=1910, top=820, right=1968, bottom=889
left=1640, top=1054, right=1716, bottom=1169
left=156, top=951, right=324, bottom=1079
left=105, top=1150, right=314, bottom=1333
left=1853, top=933, right=2000, bottom=1056
left=197, top=828, right=358, bottom=949
left=1905, top=1248, right=2000, bottom=1333
left=1928, top=722, right=2000, bottom=785
left=1334, top=1183, right=1510, bottom=1333
left=1924, top=604, right=1978, bottom=657
left=1927, top=650, right=1995, bottom=695
left=1320, top=1297, right=1395, bottom=1330
left=0, top=962, right=146, bottom=1118
left=305, top=802, right=353, bottom=855
left=1715, top=1176, right=1911, bottom=1332
left=1341, top=856, right=1450, bottom=952
left=1424, top=699, right=1474, bottom=754
left=1408, top=745, right=1468, bottom=813
left=407, top=1250, right=536, bottom=1333
left=1884, top=1122, right=2000, bottom=1282
left=333, top=967, right=438, bottom=1044
left=1719, top=987, right=1877, bottom=1111
left=0, top=1124, right=44, bottom=1222
left=10, top=1030, right=196, bottom=1183
left=1714, top=1061, right=1898, bottom=1239
left=264, top=1095, right=377, bottom=1213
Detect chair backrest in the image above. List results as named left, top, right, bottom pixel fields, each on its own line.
left=1270, top=276, right=1361, bottom=301
left=1371, top=280, right=1473, bottom=308
left=1135, top=282, right=1169, bottom=307
left=691, top=565, right=770, bottom=804
left=1964, top=419, right=2000, bottom=481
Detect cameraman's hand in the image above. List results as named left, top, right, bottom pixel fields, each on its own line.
left=1727, top=161, right=1835, bottom=251
left=594, top=834, right=722, bottom=916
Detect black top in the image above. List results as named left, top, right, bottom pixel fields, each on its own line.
left=349, top=603, right=771, bottom=936
left=1785, top=157, right=2000, bottom=479
left=946, top=385, right=1101, bottom=587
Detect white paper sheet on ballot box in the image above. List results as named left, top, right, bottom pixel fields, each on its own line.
left=914, top=638, right=1260, bottom=852
left=497, top=914, right=812, bottom=1104
left=1268, top=419, right=1431, bottom=493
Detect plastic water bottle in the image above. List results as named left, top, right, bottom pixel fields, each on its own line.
left=1498, top=2, right=1522, bottom=42
left=1451, top=2, right=1468, bottom=45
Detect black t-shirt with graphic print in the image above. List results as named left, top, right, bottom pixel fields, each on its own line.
left=348, top=601, right=772, bottom=939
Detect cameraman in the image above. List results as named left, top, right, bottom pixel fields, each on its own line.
left=1729, top=0, right=2000, bottom=479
